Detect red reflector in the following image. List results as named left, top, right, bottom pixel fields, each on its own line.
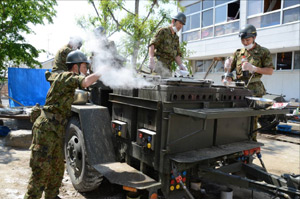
left=170, top=179, right=175, bottom=184
left=112, top=123, right=116, bottom=128
left=139, top=133, right=143, bottom=138
left=176, top=176, right=182, bottom=183
left=182, top=177, right=186, bottom=183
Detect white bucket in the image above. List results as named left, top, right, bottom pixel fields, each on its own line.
left=220, top=187, right=233, bottom=199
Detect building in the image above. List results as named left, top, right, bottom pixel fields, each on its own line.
left=41, top=57, right=54, bottom=69
left=179, top=0, right=300, bottom=101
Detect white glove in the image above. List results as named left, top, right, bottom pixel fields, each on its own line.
left=224, top=57, right=232, bottom=71
left=175, top=68, right=189, bottom=77
left=242, top=62, right=257, bottom=73
left=149, top=57, right=155, bottom=71
left=179, top=64, right=188, bottom=71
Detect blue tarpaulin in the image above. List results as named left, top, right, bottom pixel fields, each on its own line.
left=8, top=68, right=50, bottom=107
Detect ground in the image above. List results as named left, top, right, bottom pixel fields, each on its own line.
left=0, top=133, right=299, bottom=199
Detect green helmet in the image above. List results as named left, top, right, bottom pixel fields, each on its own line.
left=172, top=12, right=186, bottom=25
left=66, top=50, right=90, bottom=64
left=239, top=24, right=257, bottom=39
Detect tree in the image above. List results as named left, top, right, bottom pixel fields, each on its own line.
left=82, top=0, right=179, bottom=71
left=0, top=0, right=57, bottom=80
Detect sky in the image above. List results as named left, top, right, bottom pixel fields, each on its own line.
left=26, top=1, right=96, bottom=62
left=25, top=0, right=178, bottom=62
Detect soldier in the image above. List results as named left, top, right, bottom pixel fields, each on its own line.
left=224, top=24, right=274, bottom=140
left=224, top=24, right=274, bottom=97
left=24, top=51, right=101, bottom=199
left=45, top=36, right=83, bottom=82
left=148, top=12, right=188, bottom=77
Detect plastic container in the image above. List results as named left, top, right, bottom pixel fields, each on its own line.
left=277, top=124, right=292, bottom=132
left=0, top=126, right=11, bottom=136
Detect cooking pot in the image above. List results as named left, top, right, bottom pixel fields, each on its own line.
left=73, top=89, right=89, bottom=105
left=246, top=96, right=275, bottom=110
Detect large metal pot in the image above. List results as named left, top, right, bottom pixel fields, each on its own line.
left=246, top=96, right=275, bottom=110
left=73, top=89, right=89, bottom=105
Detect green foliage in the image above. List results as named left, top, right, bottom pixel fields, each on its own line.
left=85, top=0, right=180, bottom=69
left=0, top=0, right=57, bottom=81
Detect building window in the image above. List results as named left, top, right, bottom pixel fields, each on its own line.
left=195, top=60, right=213, bottom=73
left=277, top=52, right=292, bottom=70
left=247, top=0, right=300, bottom=28
left=283, top=7, right=300, bottom=24
left=294, top=51, right=300, bottom=70
left=182, top=0, right=240, bottom=42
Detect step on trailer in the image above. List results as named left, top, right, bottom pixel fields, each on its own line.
left=64, top=78, right=300, bottom=199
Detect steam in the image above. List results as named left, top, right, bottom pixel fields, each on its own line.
left=84, top=31, right=153, bottom=89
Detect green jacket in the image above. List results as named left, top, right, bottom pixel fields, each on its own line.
left=149, top=27, right=182, bottom=68
left=231, top=43, right=274, bottom=96
left=52, top=45, right=73, bottom=72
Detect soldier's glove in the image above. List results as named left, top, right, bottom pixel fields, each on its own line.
left=149, top=57, right=155, bottom=72
left=242, top=62, right=258, bottom=73
left=175, top=67, right=189, bottom=77
left=224, top=57, right=232, bottom=72
left=179, top=64, right=188, bottom=71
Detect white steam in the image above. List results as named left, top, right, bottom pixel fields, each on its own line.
left=84, top=31, right=153, bottom=89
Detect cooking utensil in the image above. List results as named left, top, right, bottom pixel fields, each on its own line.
left=246, top=96, right=275, bottom=110
left=73, top=89, right=89, bottom=105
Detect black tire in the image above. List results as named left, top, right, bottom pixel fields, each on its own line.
left=64, top=117, right=103, bottom=192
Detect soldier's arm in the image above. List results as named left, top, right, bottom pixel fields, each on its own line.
left=81, top=72, right=101, bottom=88
left=258, top=48, right=274, bottom=75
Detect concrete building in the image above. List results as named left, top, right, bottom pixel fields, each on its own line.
left=179, top=0, right=300, bottom=101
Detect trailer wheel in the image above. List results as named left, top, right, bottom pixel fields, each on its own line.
left=65, top=117, right=103, bottom=192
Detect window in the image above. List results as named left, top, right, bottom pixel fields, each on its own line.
left=284, top=0, right=299, bottom=8
left=247, top=0, right=300, bottom=28
left=182, top=0, right=240, bottom=42
left=277, top=52, right=292, bottom=70
left=283, top=7, right=300, bottom=24
left=248, top=12, right=280, bottom=28
left=215, top=5, right=227, bottom=24
left=294, top=51, right=300, bottom=70
left=203, top=0, right=213, bottom=10
left=202, top=9, right=213, bottom=27
left=195, top=60, right=213, bottom=72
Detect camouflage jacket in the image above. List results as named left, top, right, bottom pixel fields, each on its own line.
left=231, top=43, right=274, bottom=97
left=52, top=45, right=73, bottom=72
left=231, top=43, right=274, bottom=81
left=43, top=72, right=85, bottom=119
left=149, top=27, right=182, bottom=65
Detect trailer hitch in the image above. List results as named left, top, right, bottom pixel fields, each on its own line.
left=171, top=162, right=195, bottom=199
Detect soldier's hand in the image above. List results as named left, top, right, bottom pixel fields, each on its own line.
left=224, top=57, right=232, bottom=72
left=149, top=57, right=155, bottom=72
left=179, top=64, right=188, bottom=71
left=242, top=62, right=257, bottom=73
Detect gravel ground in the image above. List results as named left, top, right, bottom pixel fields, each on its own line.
left=0, top=132, right=299, bottom=199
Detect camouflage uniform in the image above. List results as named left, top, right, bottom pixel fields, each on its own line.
left=231, top=43, right=274, bottom=141
left=46, top=45, right=73, bottom=83
left=24, top=72, right=85, bottom=199
left=231, top=43, right=274, bottom=97
left=149, top=27, right=182, bottom=75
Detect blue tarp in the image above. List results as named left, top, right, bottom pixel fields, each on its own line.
left=8, top=68, right=50, bottom=107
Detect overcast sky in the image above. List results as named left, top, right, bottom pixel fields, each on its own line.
left=26, top=1, right=96, bottom=62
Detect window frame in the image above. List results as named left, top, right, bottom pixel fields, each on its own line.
left=182, top=0, right=240, bottom=42
left=246, top=0, right=300, bottom=29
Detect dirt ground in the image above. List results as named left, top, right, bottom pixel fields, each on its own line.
left=0, top=133, right=299, bottom=199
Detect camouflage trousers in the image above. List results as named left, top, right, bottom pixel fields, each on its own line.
left=24, top=116, right=65, bottom=199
